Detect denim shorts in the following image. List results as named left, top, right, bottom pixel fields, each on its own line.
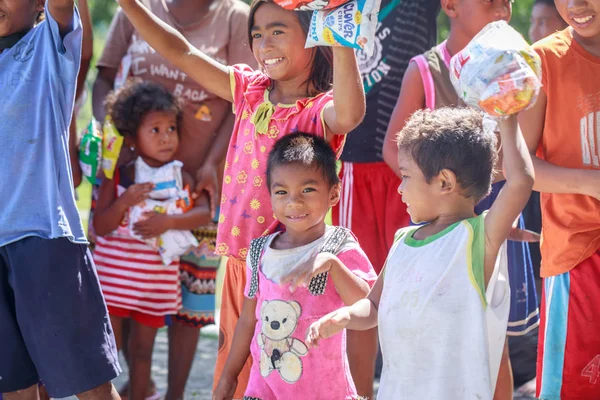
left=0, top=237, right=121, bottom=397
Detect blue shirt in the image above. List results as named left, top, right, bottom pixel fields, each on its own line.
left=0, top=5, right=86, bottom=247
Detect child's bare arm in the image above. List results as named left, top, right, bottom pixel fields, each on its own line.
left=116, top=0, right=232, bottom=102
left=77, top=0, right=93, bottom=99
left=94, top=178, right=154, bottom=236
left=383, top=63, right=426, bottom=178
left=48, top=0, right=75, bottom=34
left=322, top=47, right=365, bottom=136
left=213, top=298, right=257, bottom=400
left=519, top=91, right=600, bottom=198
left=484, top=116, right=534, bottom=279
left=281, top=253, right=370, bottom=306
left=306, top=271, right=383, bottom=348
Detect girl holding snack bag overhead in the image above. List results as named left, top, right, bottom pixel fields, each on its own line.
left=115, top=0, right=368, bottom=397
left=92, top=79, right=211, bottom=400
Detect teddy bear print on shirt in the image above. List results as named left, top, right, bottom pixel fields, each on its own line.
left=257, top=299, right=308, bottom=383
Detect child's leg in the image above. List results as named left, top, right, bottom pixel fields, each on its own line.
left=2, top=385, right=39, bottom=400
left=109, top=314, right=124, bottom=352
left=166, top=322, right=200, bottom=400
left=128, top=320, right=159, bottom=400
left=347, top=329, right=378, bottom=399
left=493, top=339, right=513, bottom=400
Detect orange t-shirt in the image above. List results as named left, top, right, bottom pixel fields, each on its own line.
left=533, top=29, right=600, bottom=277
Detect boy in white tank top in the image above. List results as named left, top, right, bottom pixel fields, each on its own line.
left=306, top=107, right=534, bottom=399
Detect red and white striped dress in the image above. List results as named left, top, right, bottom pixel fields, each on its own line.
left=94, top=171, right=182, bottom=316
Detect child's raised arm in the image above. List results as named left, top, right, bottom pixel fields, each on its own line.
left=116, top=0, right=233, bottom=102
left=322, top=47, right=366, bottom=135
left=519, top=91, right=600, bottom=199
left=48, top=0, right=75, bottom=34
left=382, top=63, right=426, bottom=177
left=484, top=115, right=534, bottom=279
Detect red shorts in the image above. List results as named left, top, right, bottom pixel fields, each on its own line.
left=332, top=162, right=410, bottom=273
left=537, top=250, right=600, bottom=399
left=107, top=306, right=166, bottom=329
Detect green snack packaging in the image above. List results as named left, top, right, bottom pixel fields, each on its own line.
left=79, top=118, right=103, bottom=184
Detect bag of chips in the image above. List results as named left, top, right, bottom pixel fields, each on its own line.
left=79, top=119, right=103, bottom=185
left=274, top=0, right=348, bottom=10
left=449, top=21, right=542, bottom=117
left=305, top=0, right=381, bottom=57
left=135, top=157, right=184, bottom=200
left=102, top=116, right=124, bottom=180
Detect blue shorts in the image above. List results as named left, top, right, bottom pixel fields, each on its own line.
left=476, top=181, right=540, bottom=336
left=0, top=237, right=121, bottom=397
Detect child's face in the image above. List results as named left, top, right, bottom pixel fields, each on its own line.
left=450, top=0, right=512, bottom=39
left=269, top=163, right=340, bottom=235
left=397, top=149, right=442, bottom=224
left=133, top=111, right=179, bottom=167
left=555, top=0, right=600, bottom=40
left=250, top=3, right=314, bottom=84
left=529, top=3, right=568, bottom=42
left=0, top=0, right=43, bottom=37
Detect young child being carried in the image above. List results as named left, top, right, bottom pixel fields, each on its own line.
left=308, top=107, right=534, bottom=399
left=92, top=79, right=211, bottom=400
left=213, top=133, right=376, bottom=400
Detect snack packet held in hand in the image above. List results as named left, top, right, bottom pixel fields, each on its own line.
left=79, top=119, right=103, bottom=184
left=450, top=21, right=542, bottom=117
left=274, top=0, right=348, bottom=10
left=305, top=0, right=382, bottom=57
left=135, top=157, right=184, bottom=200
left=102, top=116, right=124, bottom=179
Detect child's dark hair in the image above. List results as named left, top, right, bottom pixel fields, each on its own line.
left=267, top=133, right=340, bottom=189
left=248, top=0, right=334, bottom=96
left=397, top=108, right=497, bottom=201
left=104, top=79, right=183, bottom=138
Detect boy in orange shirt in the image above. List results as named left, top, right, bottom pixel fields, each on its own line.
left=519, top=0, right=600, bottom=398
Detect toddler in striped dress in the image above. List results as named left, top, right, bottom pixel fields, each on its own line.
left=92, top=79, right=211, bottom=398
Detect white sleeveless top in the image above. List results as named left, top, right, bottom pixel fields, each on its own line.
left=377, top=214, right=509, bottom=399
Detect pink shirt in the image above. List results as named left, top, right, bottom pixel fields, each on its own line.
left=243, top=227, right=376, bottom=399
left=215, top=64, right=344, bottom=260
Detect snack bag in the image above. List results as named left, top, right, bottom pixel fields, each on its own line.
left=449, top=21, right=542, bottom=117
left=102, top=116, right=124, bottom=179
left=79, top=119, right=103, bottom=184
left=305, top=0, right=382, bottom=57
left=274, top=0, right=348, bottom=10
left=135, top=157, right=184, bottom=200
left=128, top=194, right=199, bottom=265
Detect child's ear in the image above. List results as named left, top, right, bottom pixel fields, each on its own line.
left=329, top=183, right=341, bottom=207
left=441, top=0, right=459, bottom=18
left=438, top=169, right=457, bottom=194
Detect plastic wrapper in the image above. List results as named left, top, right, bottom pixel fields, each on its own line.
left=274, top=0, right=348, bottom=10
left=135, top=158, right=184, bottom=200
left=305, top=0, right=382, bottom=57
left=102, top=116, right=124, bottom=179
left=129, top=188, right=198, bottom=265
left=79, top=119, right=103, bottom=184
left=449, top=21, right=542, bottom=117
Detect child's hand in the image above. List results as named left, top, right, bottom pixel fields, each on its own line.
left=306, top=308, right=351, bottom=348
left=133, top=211, right=172, bottom=239
left=508, top=227, right=540, bottom=243
left=120, top=183, right=154, bottom=207
left=212, top=374, right=237, bottom=400
left=194, top=164, right=219, bottom=219
left=281, top=253, right=335, bottom=293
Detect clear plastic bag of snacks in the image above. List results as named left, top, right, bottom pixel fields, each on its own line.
left=305, top=0, right=382, bottom=57
left=135, top=157, right=184, bottom=200
left=274, top=0, right=348, bottom=10
left=449, top=21, right=542, bottom=117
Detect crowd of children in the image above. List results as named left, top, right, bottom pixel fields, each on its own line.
left=1, top=0, right=599, bottom=399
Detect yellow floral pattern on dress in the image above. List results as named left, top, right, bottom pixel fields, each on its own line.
left=238, top=248, right=248, bottom=259
left=215, top=242, right=229, bottom=256
left=250, top=199, right=261, bottom=210
left=221, top=195, right=226, bottom=205
left=225, top=161, right=229, bottom=170
left=268, top=125, right=280, bottom=139
left=260, top=146, right=267, bottom=153
left=257, top=216, right=265, bottom=224
left=306, top=101, right=314, bottom=109
left=251, top=159, right=260, bottom=170
left=253, top=176, right=263, bottom=187
left=224, top=175, right=231, bottom=184
left=231, top=226, right=241, bottom=237
left=219, top=214, right=226, bottom=224
left=241, top=110, right=250, bottom=120
left=244, top=141, right=254, bottom=155
left=244, top=128, right=250, bottom=136
left=237, top=171, right=248, bottom=184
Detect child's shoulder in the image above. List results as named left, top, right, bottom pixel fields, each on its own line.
left=533, top=28, right=573, bottom=59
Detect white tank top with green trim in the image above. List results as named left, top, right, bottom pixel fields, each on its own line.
left=377, top=214, right=509, bottom=399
